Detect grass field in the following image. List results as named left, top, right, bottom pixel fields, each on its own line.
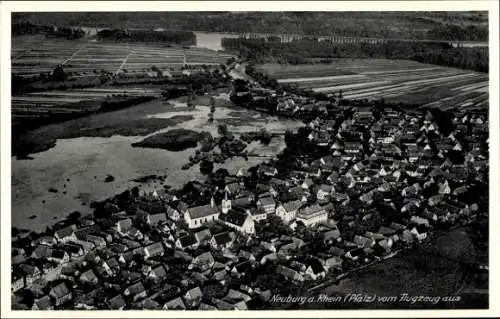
left=12, top=36, right=234, bottom=77
left=257, top=60, right=489, bottom=110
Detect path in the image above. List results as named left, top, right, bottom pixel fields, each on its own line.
left=116, top=50, right=134, bottom=74
left=61, top=45, right=86, bottom=66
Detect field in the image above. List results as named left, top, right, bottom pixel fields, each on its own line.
left=257, top=60, right=489, bottom=110
left=12, top=36, right=234, bottom=78
left=11, top=87, right=164, bottom=118
left=12, top=36, right=234, bottom=114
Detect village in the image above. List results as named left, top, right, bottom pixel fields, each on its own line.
left=11, top=71, right=489, bottom=310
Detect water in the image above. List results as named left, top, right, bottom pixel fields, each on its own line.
left=193, top=32, right=239, bottom=51
left=12, top=97, right=303, bottom=231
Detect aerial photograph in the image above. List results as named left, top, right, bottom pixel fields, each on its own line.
left=9, top=11, right=489, bottom=311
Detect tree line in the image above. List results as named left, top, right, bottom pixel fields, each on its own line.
left=12, top=22, right=85, bottom=39
left=12, top=12, right=488, bottom=41
left=222, top=38, right=489, bottom=73
left=97, top=29, right=196, bottom=45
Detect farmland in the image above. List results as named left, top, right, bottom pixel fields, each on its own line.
left=11, top=36, right=234, bottom=131
left=257, top=60, right=489, bottom=110
left=12, top=36, right=233, bottom=78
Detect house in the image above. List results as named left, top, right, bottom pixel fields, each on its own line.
left=225, top=289, right=252, bottom=303
left=276, top=264, right=304, bottom=282
left=225, top=182, right=244, bottom=198
left=288, top=186, right=309, bottom=201
left=32, top=295, right=53, bottom=310
left=305, top=259, right=326, bottom=280
left=231, top=260, right=253, bottom=277
left=276, top=200, right=303, bottom=224
left=50, top=282, right=72, bottom=306
left=191, top=252, right=215, bottom=271
left=54, top=225, right=78, bottom=243
left=210, top=231, right=234, bottom=249
left=249, top=207, right=268, bottom=222
left=257, top=196, right=276, bottom=215
left=34, top=236, right=57, bottom=247
left=176, top=233, right=198, bottom=250
left=344, top=141, right=363, bottom=155
left=375, top=238, right=393, bottom=256
left=377, top=226, right=397, bottom=237
left=260, top=241, right=277, bottom=252
left=354, top=235, right=376, bottom=248
left=260, top=252, right=278, bottom=265
left=147, top=212, right=168, bottom=226
left=301, top=178, right=314, bottom=190
left=410, top=215, right=430, bottom=227
left=258, top=165, right=278, bottom=177
left=323, top=256, right=343, bottom=271
left=220, top=210, right=255, bottom=235
left=166, top=206, right=181, bottom=221
left=48, top=249, right=70, bottom=264
left=215, top=297, right=248, bottom=310
left=345, top=248, right=365, bottom=261
left=163, top=297, right=186, bottom=310
left=84, top=234, right=106, bottom=248
left=12, top=271, right=25, bottom=292
left=184, top=203, right=219, bottom=229
left=79, top=269, right=99, bottom=285
left=194, top=228, right=212, bottom=244
left=321, top=226, right=341, bottom=244
left=402, top=183, right=422, bottom=197
left=19, top=264, right=41, bottom=286
left=296, top=204, right=328, bottom=228
left=124, top=281, right=147, bottom=301
left=148, top=263, right=168, bottom=281
left=65, top=242, right=85, bottom=257
left=144, top=242, right=165, bottom=259
left=316, top=184, right=334, bottom=201
left=103, top=258, right=120, bottom=275
left=107, top=294, right=127, bottom=310
left=184, top=286, right=203, bottom=307
left=115, top=218, right=133, bottom=234
left=410, top=225, right=428, bottom=242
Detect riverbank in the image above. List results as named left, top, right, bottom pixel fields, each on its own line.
left=12, top=99, right=194, bottom=158
left=11, top=93, right=304, bottom=231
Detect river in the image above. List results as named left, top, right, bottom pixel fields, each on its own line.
left=11, top=94, right=303, bottom=231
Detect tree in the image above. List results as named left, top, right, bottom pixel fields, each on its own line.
left=200, top=159, right=214, bottom=175
left=66, top=211, right=82, bottom=223
left=51, top=65, right=65, bottom=82
left=217, top=124, right=229, bottom=137
left=187, top=90, right=196, bottom=109
left=212, top=168, right=229, bottom=189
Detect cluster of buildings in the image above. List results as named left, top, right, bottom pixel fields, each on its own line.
left=11, top=89, right=488, bottom=310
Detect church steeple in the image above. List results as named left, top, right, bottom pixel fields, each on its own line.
left=221, top=189, right=231, bottom=214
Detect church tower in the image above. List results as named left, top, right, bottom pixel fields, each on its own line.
left=221, top=189, right=232, bottom=214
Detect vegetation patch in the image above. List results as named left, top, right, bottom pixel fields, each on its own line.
left=132, top=129, right=204, bottom=151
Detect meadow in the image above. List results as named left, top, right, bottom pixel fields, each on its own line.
left=257, top=60, right=489, bottom=110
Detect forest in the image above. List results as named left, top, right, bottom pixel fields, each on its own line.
left=222, top=38, right=489, bottom=73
